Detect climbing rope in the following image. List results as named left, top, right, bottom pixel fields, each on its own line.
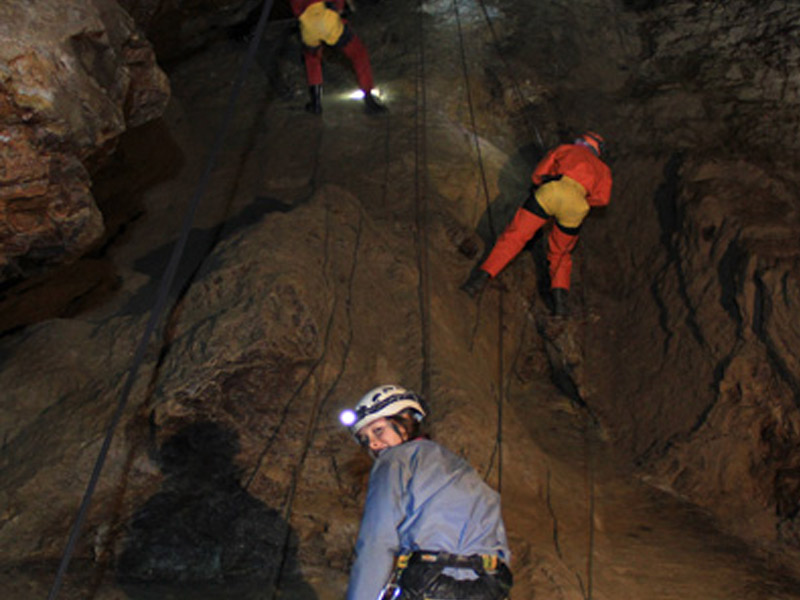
left=45, top=1, right=277, bottom=598
left=452, top=0, right=496, bottom=241
left=576, top=228, right=601, bottom=600
left=414, top=0, right=432, bottom=404
left=451, top=0, right=505, bottom=492
left=466, top=6, right=601, bottom=595
left=475, top=0, right=545, bottom=153
left=266, top=212, right=364, bottom=599
left=247, top=11, right=397, bottom=598
left=582, top=419, right=597, bottom=600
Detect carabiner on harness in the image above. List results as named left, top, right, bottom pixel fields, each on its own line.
left=378, top=580, right=402, bottom=600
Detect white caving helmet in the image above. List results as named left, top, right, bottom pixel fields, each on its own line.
left=339, top=384, right=427, bottom=438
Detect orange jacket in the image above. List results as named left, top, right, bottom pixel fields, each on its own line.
left=531, top=144, right=612, bottom=207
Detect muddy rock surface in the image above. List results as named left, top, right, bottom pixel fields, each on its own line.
left=2, top=1, right=800, bottom=599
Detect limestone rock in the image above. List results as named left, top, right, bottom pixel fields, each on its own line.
left=0, top=0, right=169, bottom=284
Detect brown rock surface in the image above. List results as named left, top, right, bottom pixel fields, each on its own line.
left=0, top=0, right=169, bottom=284
left=580, top=0, right=800, bottom=554
left=2, top=0, right=800, bottom=598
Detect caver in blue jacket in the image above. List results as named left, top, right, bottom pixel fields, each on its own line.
left=341, top=385, right=512, bottom=600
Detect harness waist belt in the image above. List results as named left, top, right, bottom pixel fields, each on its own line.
left=398, top=550, right=504, bottom=573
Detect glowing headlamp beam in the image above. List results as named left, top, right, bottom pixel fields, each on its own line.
left=347, top=87, right=385, bottom=101
left=339, top=409, right=357, bottom=427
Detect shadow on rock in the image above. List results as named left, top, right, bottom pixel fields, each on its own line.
left=467, top=141, right=549, bottom=301
left=116, top=420, right=316, bottom=599
left=0, top=119, right=183, bottom=336
left=474, top=140, right=544, bottom=250
left=120, top=196, right=292, bottom=315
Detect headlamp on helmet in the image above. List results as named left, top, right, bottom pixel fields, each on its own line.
left=339, top=409, right=358, bottom=427
left=339, top=384, right=427, bottom=440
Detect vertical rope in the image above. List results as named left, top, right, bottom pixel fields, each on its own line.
left=45, top=2, right=277, bottom=599
left=475, top=0, right=545, bottom=153
left=452, top=0, right=503, bottom=492
left=452, top=0, right=496, bottom=240
left=496, top=292, right=504, bottom=493
left=415, top=0, right=432, bottom=403
left=585, top=423, right=596, bottom=600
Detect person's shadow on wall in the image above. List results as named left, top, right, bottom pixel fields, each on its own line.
left=116, top=420, right=316, bottom=599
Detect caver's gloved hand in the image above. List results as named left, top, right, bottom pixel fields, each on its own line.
left=460, top=268, right=490, bottom=298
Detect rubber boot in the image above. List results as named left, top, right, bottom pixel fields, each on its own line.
left=364, top=91, right=387, bottom=114
left=551, top=288, right=569, bottom=317
left=305, top=85, right=322, bottom=114
left=460, top=269, right=490, bottom=298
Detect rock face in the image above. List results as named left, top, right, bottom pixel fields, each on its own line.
left=3, top=0, right=800, bottom=597
left=582, top=0, right=800, bottom=550
left=644, top=154, right=800, bottom=546
left=0, top=0, right=169, bottom=284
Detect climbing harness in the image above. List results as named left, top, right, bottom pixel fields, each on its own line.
left=379, top=551, right=512, bottom=600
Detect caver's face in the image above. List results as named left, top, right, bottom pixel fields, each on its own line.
left=356, top=417, right=407, bottom=456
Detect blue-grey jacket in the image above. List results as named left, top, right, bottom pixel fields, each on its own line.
left=346, top=438, right=511, bottom=600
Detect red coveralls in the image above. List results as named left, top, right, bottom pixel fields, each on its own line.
left=290, top=0, right=374, bottom=92
left=480, top=143, right=612, bottom=290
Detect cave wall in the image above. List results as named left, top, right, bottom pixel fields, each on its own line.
left=580, top=0, right=800, bottom=548
left=2, top=0, right=800, bottom=595
left=117, top=0, right=269, bottom=60
left=0, top=0, right=169, bottom=284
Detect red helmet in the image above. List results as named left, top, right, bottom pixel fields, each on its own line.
left=577, top=131, right=605, bottom=156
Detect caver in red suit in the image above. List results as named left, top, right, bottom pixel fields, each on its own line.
left=460, top=132, right=612, bottom=316
left=290, top=0, right=386, bottom=114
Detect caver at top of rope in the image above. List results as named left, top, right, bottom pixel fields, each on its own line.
left=340, top=384, right=512, bottom=600
left=460, top=131, right=612, bottom=317
left=290, top=0, right=387, bottom=114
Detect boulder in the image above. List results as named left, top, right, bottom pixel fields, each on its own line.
left=0, top=0, right=169, bottom=284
